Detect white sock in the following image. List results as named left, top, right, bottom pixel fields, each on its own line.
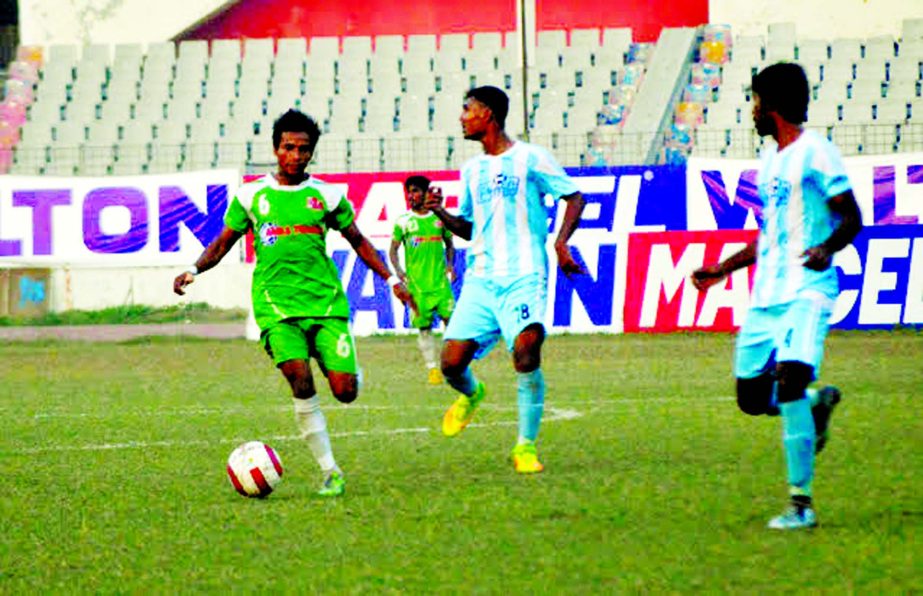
left=293, top=396, right=338, bottom=474
left=417, top=329, right=437, bottom=369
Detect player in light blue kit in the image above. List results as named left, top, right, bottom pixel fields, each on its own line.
left=692, top=63, right=863, bottom=530
left=424, top=86, right=586, bottom=474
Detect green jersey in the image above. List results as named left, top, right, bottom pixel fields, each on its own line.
left=392, top=211, right=452, bottom=294
left=225, top=175, right=354, bottom=330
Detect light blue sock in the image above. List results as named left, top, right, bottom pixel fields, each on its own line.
left=779, top=398, right=815, bottom=497
left=445, top=367, right=478, bottom=397
left=517, top=369, right=545, bottom=443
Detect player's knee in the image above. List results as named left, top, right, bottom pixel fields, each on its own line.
left=735, top=374, right=774, bottom=416
left=512, top=325, right=544, bottom=372
left=441, top=359, right=465, bottom=378
left=280, top=362, right=315, bottom=399
left=512, top=349, right=540, bottom=373
left=333, top=388, right=357, bottom=404
left=776, top=361, right=814, bottom=403
left=331, top=391, right=357, bottom=404
left=330, top=376, right=358, bottom=404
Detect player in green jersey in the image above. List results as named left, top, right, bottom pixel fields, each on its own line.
left=173, top=110, right=414, bottom=497
left=389, top=175, right=457, bottom=385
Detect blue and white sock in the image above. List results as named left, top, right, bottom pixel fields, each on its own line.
left=779, top=398, right=815, bottom=498
left=517, top=369, right=545, bottom=444
left=445, top=367, right=478, bottom=397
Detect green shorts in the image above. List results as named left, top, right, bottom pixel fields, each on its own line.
left=411, top=286, right=455, bottom=329
left=261, top=317, right=358, bottom=373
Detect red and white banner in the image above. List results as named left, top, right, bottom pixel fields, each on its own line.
left=623, top=230, right=756, bottom=333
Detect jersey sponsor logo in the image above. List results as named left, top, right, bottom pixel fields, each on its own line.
left=410, top=235, right=443, bottom=248
left=762, top=178, right=792, bottom=208
left=258, top=223, right=322, bottom=245
left=477, top=173, right=520, bottom=203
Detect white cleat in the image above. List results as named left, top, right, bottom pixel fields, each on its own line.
left=768, top=506, right=818, bottom=530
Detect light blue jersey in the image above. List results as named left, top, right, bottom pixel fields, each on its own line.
left=752, top=130, right=852, bottom=307
left=458, top=141, right=580, bottom=278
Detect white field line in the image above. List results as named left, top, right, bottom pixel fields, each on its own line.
left=3, top=397, right=735, bottom=455
left=4, top=406, right=584, bottom=455
left=20, top=396, right=734, bottom=421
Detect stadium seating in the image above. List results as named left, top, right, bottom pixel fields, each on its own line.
left=6, top=19, right=921, bottom=176
left=682, top=20, right=923, bottom=161
left=4, top=27, right=644, bottom=174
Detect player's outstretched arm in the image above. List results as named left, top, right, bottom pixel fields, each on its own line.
left=691, top=239, right=757, bottom=292
left=443, top=234, right=457, bottom=282
left=173, top=226, right=244, bottom=295
left=424, top=186, right=473, bottom=240
left=554, top=191, right=587, bottom=276
left=388, top=239, right=407, bottom=283
left=341, top=223, right=417, bottom=312
left=802, top=190, right=863, bottom=271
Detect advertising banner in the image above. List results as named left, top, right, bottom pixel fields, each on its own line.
left=0, top=170, right=240, bottom=265
left=622, top=226, right=923, bottom=333
left=686, top=153, right=923, bottom=231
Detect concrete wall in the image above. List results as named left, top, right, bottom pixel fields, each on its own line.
left=18, top=0, right=709, bottom=47
left=19, top=0, right=229, bottom=46
left=710, top=0, right=923, bottom=40
left=48, top=260, right=252, bottom=312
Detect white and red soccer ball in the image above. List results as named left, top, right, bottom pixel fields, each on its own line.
left=227, top=441, right=284, bottom=498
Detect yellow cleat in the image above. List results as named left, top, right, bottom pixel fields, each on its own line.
left=511, top=441, right=544, bottom=474
left=441, top=382, right=485, bottom=437
left=428, top=368, right=443, bottom=385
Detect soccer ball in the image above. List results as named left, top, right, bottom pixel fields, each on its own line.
left=226, top=441, right=284, bottom=498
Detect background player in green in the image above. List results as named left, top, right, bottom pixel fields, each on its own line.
left=389, top=175, right=457, bottom=385
left=173, top=109, right=414, bottom=497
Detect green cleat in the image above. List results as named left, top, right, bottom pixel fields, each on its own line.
left=317, top=470, right=345, bottom=497
left=442, top=381, right=486, bottom=437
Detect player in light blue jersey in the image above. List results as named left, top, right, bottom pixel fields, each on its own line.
left=692, top=63, right=863, bottom=530
left=425, top=85, right=586, bottom=473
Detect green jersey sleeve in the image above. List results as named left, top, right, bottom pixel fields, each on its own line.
left=324, top=195, right=356, bottom=231
left=392, top=219, right=405, bottom=243
left=224, top=196, right=252, bottom=233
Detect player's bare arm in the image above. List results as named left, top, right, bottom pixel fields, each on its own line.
left=554, top=192, right=587, bottom=276
left=444, top=234, right=457, bottom=282
left=173, top=226, right=245, bottom=295
left=424, top=186, right=473, bottom=240
left=387, top=238, right=407, bottom=283
left=802, top=190, right=863, bottom=271
left=691, top=240, right=758, bottom=292
left=340, top=222, right=417, bottom=312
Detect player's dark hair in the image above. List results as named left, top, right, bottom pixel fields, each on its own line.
left=272, top=109, right=322, bottom=150
left=751, top=62, right=810, bottom=125
left=404, top=175, right=431, bottom=193
left=466, top=85, right=509, bottom=129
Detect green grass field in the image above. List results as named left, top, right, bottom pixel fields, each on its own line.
left=1, top=332, right=920, bottom=593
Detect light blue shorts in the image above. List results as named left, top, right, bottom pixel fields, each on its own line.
left=735, top=294, right=834, bottom=380
left=444, top=273, right=547, bottom=360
